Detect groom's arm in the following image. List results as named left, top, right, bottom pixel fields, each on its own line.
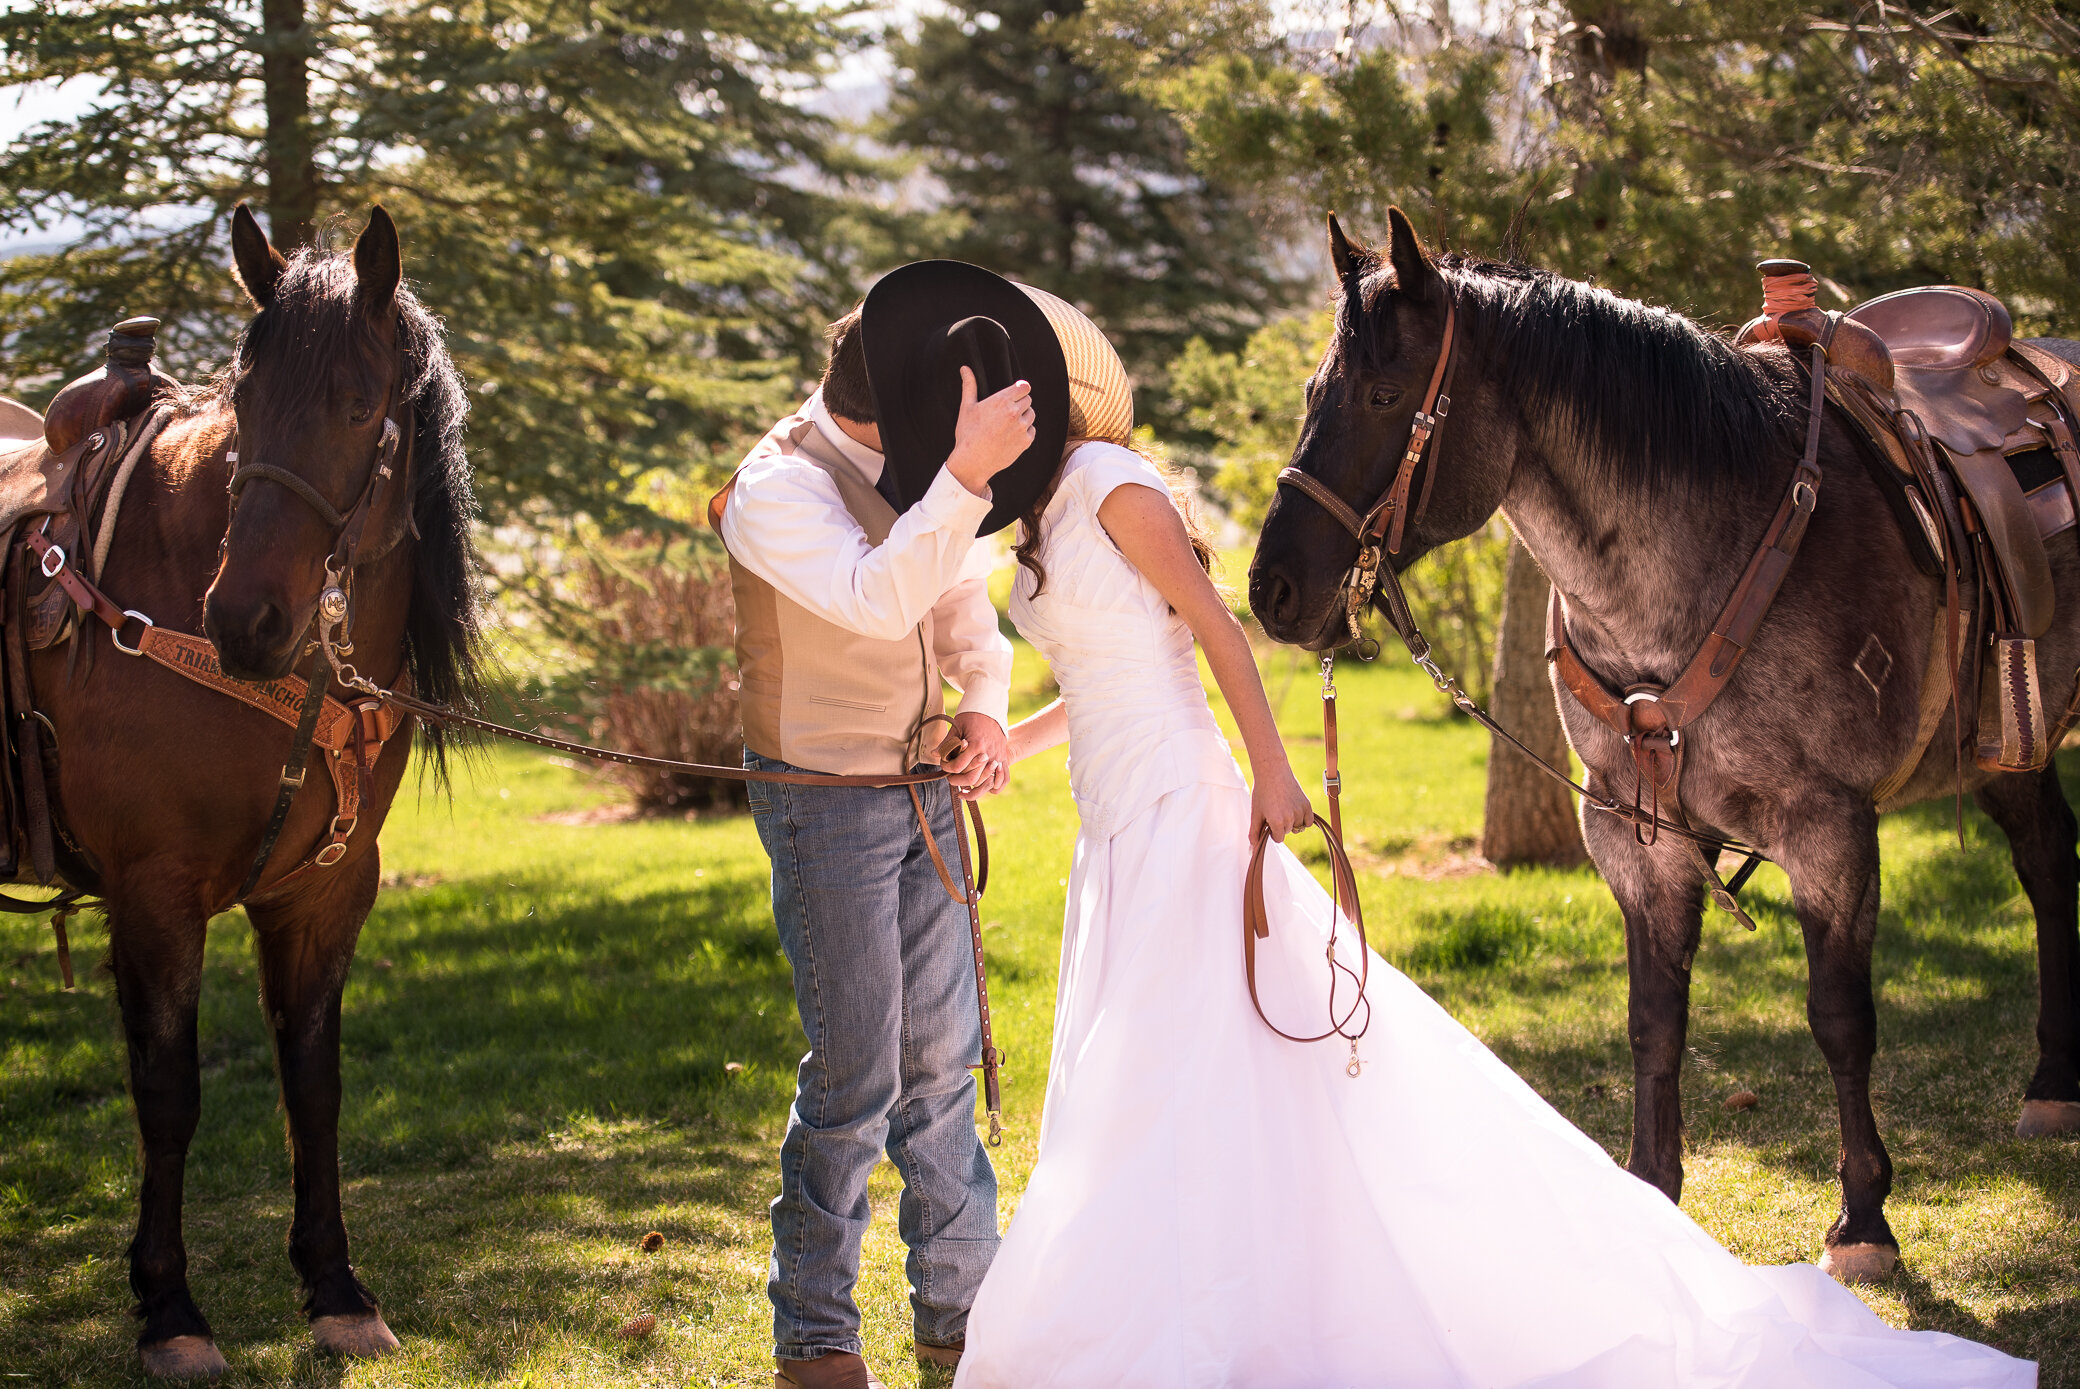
left=722, top=455, right=993, bottom=642
left=931, top=541, right=1013, bottom=735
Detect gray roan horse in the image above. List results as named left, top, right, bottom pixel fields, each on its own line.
left=1250, top=208, right=2080, bottom=1282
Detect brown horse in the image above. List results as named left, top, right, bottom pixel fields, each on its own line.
left=24, top=204, right=481, bottom=1376
left=1251, top=209, right=2080, bottom=1282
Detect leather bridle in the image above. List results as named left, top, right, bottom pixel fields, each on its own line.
left=219, top=373, right=415, bottom=899
left=1275, top=288, right=1460, bottom=659
left=226, top=376, right=414, bottom=623
left=1229, top=289, right=1459, bottom=1072
left=1266, top=277, right=1820, bottom=961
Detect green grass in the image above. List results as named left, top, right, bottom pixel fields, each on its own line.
left=1, top=643, right=2075, bottom=1386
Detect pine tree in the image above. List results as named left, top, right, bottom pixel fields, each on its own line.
left=1098, top=0, right=2080, bottom=867
left=1081, top=0, right=2080, bottom=327
left=0, top=0, right=879, bottom=523
left=882, top=0, right=1294, bottom=421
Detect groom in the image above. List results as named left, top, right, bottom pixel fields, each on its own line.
left=712, top=262, right=1070, bottom=1388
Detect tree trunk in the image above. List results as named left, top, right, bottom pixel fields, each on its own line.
left=260, top=0, right=317, bottom=247
left=1480, top=535, right=1589, bottom=868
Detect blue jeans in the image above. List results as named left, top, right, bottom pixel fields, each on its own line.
left=744, top=752, right=999, bottom=1361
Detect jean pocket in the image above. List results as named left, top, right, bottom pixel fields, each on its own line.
left=743, top=754, right=776, bottom=815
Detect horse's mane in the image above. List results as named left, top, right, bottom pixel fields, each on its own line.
left=200, top=249, right=486, bottom=777
left=1355, top=254, right=1803, bottom=494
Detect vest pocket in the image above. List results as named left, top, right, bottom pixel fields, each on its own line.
left=806, top=694, right=890, bottom=714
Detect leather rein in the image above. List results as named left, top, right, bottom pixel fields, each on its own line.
left=32, top=387, right=1011, bottom=1144
left=1270, top=285, right=1834, bottom=998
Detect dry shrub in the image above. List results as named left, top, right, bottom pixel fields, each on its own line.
left=545, top=530, right=748, bottom=813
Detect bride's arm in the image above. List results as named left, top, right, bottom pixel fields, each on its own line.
left=1007, top=698, right=1068, bottom=762
left=1097, top=484, right=1314, bottom=841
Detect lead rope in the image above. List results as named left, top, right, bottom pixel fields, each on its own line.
left=1243, top=652, right=1371, bottom=1077
left=950, top=790, right=1004, bottom=1144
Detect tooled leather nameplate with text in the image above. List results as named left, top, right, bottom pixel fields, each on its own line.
left=140, top=628, right=408, bottom=751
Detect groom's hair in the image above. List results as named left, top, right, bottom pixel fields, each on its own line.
left=821, top=302, right=875, bottom=423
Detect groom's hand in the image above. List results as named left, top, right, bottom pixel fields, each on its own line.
left=946, top=367, right=1036, bottom=498
left=944, top=711, right=1010, bottom=800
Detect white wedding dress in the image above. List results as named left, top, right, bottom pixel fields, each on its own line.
left=954, top=441, right=2034, bottom=1389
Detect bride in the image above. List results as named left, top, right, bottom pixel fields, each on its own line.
left=953, top=289, right=2035, bottom=1388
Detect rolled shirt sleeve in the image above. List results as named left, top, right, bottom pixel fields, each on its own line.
left=932, top=541, right=1013, bottom=733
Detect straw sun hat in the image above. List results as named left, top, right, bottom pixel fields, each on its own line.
left=1014, top=281, right=1134, bottom=447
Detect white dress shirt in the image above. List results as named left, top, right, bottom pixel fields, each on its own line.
left=720, top=390, right=1013, bottom=732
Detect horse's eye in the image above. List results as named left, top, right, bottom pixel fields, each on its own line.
left=348, top=400, right=375, bottom=424
left=1369, top=384, right=1402, bottom=409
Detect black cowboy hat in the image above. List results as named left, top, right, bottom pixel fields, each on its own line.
left=863, top=260, right=1070, bottom=536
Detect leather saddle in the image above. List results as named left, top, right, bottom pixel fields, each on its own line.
left=0, top=319, right=180, bottom=885
left=1847, top=286, right=2070, bottom=639
left=1740, top=265, right=2080, bottom=783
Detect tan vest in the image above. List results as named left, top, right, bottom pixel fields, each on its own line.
left=714, top=417, right=942, bottom=776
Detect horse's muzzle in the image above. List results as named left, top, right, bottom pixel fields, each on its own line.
left=203, top=591, right=304, bottom=682
left=1249, top=562, right=1348, bottom=651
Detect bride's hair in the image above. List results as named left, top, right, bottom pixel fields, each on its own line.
left=1014, top=439, right=1217, bottom=597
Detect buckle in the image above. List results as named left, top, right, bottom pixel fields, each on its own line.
left=313, top=842, right=349, bottom=867
left=111, top=610, right=154, bottom=657
left=1623, top=690, right=1680, bottom=747
left=38, top=544, right=65, bottom=579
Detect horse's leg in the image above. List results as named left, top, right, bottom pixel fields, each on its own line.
left=1974, top=768, right=2080, bottom=1136
left=1774, top=793, right=1898, bottom=1282
left=1584, top=809, right=1706, bottom=1203
left=110, top=887, right=229, bottom=1380
left=246, top=860, right=397, bottom=1359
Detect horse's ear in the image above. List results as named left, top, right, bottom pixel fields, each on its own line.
left=1327, top=212, right=1367, bottom=283
left=230, top=203, right=286, bottom=308
left=1385, top=205, right=1438, bottom=301
left=354, top=205, right=402, bottom=317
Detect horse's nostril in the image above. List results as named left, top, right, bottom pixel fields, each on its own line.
left=1261, top=570, right=1300, bottom=628
left=249, top=600, right=293, bottom=651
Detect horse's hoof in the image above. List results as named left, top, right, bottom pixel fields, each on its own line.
left=1819, top=1242, right=1899, bottom=1284
left=2017, top=1098, right=2080, bottom=1137
left=312, top=1312, right=401, bottom=1357
left=139, top=1335, right=227, bottom=1379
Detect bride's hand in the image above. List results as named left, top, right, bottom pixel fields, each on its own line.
left=1253, top=766, right=1314, bottom=843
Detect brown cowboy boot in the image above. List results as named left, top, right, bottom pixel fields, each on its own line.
left=773, top=1351, right=886, bottom=1389
left=916, top=1337, right=962, bottom=1386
